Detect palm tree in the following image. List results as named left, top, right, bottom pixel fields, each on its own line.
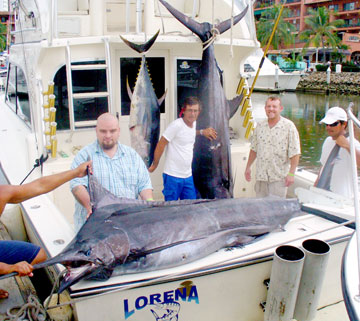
left=0, top=23, right=7, bottom=52
left=299, top=7, right=344, bottom=63
left=256, top=4, right=296, bottom=50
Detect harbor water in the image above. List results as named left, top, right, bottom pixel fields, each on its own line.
left=251, top=92, right=360, bottom=174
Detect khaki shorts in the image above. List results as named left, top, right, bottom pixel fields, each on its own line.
left=255, top=180, right=287, bottom=198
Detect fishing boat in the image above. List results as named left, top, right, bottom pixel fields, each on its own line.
left=0, top=1, right=354, bottom=320
left=243, top=48, right=303, bottom=92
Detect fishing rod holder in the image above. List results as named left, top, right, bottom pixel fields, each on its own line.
left=264, top=239, right=330, bottom=321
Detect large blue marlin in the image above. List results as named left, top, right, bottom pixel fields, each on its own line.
left=159, top=0, right=248, bottom=198
left=121, top=31, right=166, bottom=167
left=32, top=175, right=300, bottom=293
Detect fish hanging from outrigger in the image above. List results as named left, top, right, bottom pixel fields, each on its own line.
left=159, top=0, right=248, bottom=199
left=32, top=173, right=300, bottom=293
left=121, top=30, right=167, bottom=168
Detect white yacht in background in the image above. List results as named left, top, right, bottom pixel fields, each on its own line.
left=0, top=1, right=354, bottom=320
left=243, top=48, right=303, bottom=92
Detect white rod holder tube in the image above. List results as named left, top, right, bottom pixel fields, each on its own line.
left=264, top=245, right=305, bottom=321
left=293, top=239, right=331, bottom=321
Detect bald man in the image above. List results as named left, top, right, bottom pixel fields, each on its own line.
left=70, top=113, right=153, bottom=232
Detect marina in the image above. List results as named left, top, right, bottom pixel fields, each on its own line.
left=0, top=0, right=359, bottom=320
left=243, top=49, right=303, bottom=92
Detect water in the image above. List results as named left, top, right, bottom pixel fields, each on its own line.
left=251, top=92, right=360, bottom=174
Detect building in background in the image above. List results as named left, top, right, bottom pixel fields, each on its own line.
left=254, top=0, right=360, bottom=63
left=0, top=0, right=14, bottom=52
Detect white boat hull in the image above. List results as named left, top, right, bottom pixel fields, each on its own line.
left=342, top=231, right=360, bottom=320
left=246, top=73, right=302, bottom=92
left=18, top=191, right=353, bottom=320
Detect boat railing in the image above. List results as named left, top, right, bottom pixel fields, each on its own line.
left=47, top=0, right=148, bottom=42
left=10, top=0, right=255, bottom=45
left=49, top=0, right=200, bottom=40
left=346, top=103, right=360, bottom=298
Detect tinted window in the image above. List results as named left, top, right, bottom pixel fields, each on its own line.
left=6, top=64, right=16, bottom=110
left=5, top=64, right=31, bottom=125
left=53, top=61, right=108, bottom=130
left=17, top=68, right=30, bottom=122
left=176, top=59, right=201, bottom=116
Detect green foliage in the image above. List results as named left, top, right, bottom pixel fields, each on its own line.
left=315, top=62, right=360, bottom=72
left=341, top=61, right=360, bottom=72
left=256, top=4, right=296, bottom=50
left=315, top=64, right=331, bottom=71
left=300, top=7, right=344, bottom=63
left=0, top=23, right=7, bottom=52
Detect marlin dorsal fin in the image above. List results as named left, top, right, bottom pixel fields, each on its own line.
left=228, top=92, right=245, bottom=119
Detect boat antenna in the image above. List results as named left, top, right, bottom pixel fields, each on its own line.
left=229, top=0, right=234, bottom=58
left=247, top=0, right=287, bottom=98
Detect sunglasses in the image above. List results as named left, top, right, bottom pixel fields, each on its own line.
left=326, top=121, right=341, bottom=127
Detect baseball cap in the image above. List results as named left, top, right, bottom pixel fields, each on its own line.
left=319, top=107, right=347, bottom=124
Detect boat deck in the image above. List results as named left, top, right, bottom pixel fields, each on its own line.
left=0, top=221, right=43, bottom=319
left=315, top=301, right=349, bottom=321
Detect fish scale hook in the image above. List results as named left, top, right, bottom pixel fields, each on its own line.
left=202, top=27, right=220, bottom=51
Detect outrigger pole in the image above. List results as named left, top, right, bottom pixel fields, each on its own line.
left=236, top=1, right=287, bottom=139
left=248, top=2, right=286, bottom=98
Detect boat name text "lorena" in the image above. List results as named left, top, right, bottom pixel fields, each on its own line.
left=124, top=282, right=199, bottom=319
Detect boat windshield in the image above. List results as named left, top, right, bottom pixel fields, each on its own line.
left=5, top=64, right=31, bottom=126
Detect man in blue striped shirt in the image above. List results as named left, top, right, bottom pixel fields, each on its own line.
left=70, top=113, right=153, bottom=232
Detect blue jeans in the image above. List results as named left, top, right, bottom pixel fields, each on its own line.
left=162, top=174, right=197, bottom=201
left=0, top=240, right=40, bottom=264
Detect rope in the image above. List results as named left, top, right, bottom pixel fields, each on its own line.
left=44, top=268, right=68, bottom=311
left=4, top=294, right=47, bottom=321
left=157, top=0, right=165, bottom=34
left=202, top=27, right=220, bottom=51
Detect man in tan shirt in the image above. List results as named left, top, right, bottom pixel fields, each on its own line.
left=244, top=96, right=301, bottom=197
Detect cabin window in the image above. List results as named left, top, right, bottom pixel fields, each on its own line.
left=176, top=59, right=201, bottom=116
left=53, top=61, right=108, bottom=130
left=120, top=57, right=165, bottom=116
left=5, top=64, right=31, bottom=126
left=244, top=63, right=255, bottom=72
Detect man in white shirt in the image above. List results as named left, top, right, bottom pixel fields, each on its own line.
left=316, top=106, right=360, bottom=198
left=149, top=97, right=216, bottom=200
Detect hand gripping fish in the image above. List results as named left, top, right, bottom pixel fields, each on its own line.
left=121, top=30, right=167, bottom=167
left=31, top=174, right=300, bottom=293
left=159, top=0, right=248, bottom=198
